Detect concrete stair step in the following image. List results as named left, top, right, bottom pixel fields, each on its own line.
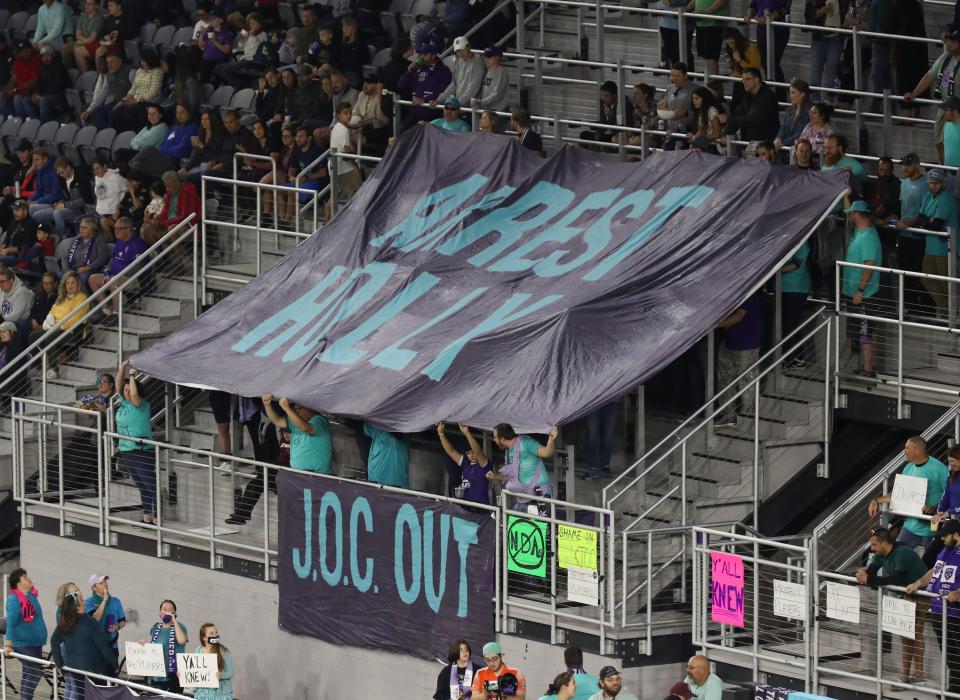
left=120, top=310, right=182, bottom=334
left=758, top=393, right=823, bottom=422
left=77, top=345, right=121, bottom=368
left=139, top=294, right=191, bottom=318
left=57, top=362, right=105, bottom=386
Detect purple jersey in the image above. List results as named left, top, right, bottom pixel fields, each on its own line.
left=457, top=455, right=491, bottom=505
left=929, top=545, right=960, bottom=617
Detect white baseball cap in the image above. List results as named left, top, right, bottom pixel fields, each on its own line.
left=453, top=36, right=470, bottom=51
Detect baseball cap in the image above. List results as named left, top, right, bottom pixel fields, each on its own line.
left=482, top=642, right=502, bottom=656
left=12, top=198, right=27, bottom=208
left=453, top=36, right=470, bottom=51
left=483, top=45, right=503, bottom=58
left=35, top=223, right=53, bottom=235
left=88, top=573, right=109, bottom=586
left=14, top=40, right=31, bottom=52
left=942, top=96, right=960, bottom=111
left=362, top=69, right=379, bottom=84
left=947, top=29, right=960, bottom=42
left=38, top=44, right=55, bottom=55
left=599, top=666, right=621, bottom=680
left=928, top=168, right=946, bottom=182
left=444, top=96, right=461, bottom=109
left=940, top=519, right=960, bottom=536
left=14, top=139, right=31, bottom=153
left=843, top=200, right=871, bottom=214
left=900, top=152, right=920, bottom=165
left=417, top=41, right=437, bottom=55
left=0, top=321, right=17, bottom=334
left=669, top=682, right=694, bottom=700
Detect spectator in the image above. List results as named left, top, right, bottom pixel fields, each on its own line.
left=329, top=101, right=361, bottom=205
left=781, top=241, right=812, bottom=366
left=472, top=642, right=527, bottom=700
left=539, top=672, right=577, bottom=700
left=714, top=294, right=761, bottom=426
left=363, top=421, right=410, bottom=488
left=584, top=403, right=618, bottom=480
left=512, top=109, right=543, bottom=154
left=110, top=48, right=164, bottom=133
left=821, top=134, right=865, bottom=178
left=684, top=656, right=722, bottom=700
left=756, top=140, right=776, bottom=161
left=1, top=141, right=35, bottom=210
left=581, top=80, right=634, bottom=144
left=33, top=0, right=73, bottom=52
left=15, top=44, right=69, bottom=121
left=867, top=156, right=901, bottom=223
left=480, top=110, right=500, bottom=134
left=916, top=169, right=957, bottom=314
left=744, top=0, right=791, bottom=90
left=141, top=171, right=201, bottom=246
left=179, top=108, right=226, bottom=181
left=143, top=600, right=188, bottom=693
left=488, top=423, right=557, bottom=499
left=0, top=322, right=20, bottom=372
left=0, top=199, right=39, bottom=268
left=430, top=96, right=470, bottom=131
left=905, top=31, right=960, bottom=163
left=337, top=17, right=370, bottom=85
left=88, top=217, right=148, bottom=314
left=11, top=223, right=55, bottom=276
left=0, top=41, right=40, bottom=119
left=657, top=63, right=697, bottom=149
left=3, top=568, right=47, bottom=700
left=868, top=0, right=895, bottom=108
left=437, top=422, right=491, bottom=505
left=907, top=519, right=960, bottom=690
left=562, top=646, right=599, bottom=700
left=115, top=360, right=156, bottom=522
left=289, top=65, right=333, bottom=130
left=92, top=160, right=128, bottom=239
left=659, top=0, right=695, bottom=70
left=94, top=0, right=136, bottom=69
left=195, top=623, right=233, bottom=700
left=76, top=372, right=115, bottom=412
left=33, top=158, right=93, bottom=241
left=723, top=28, right=762, bottom=79
left=631, top=83, right=658, bottom=129
left=889, top=0, right=926, bottom=117
left=893, top=153, right=925, bottom=292
left=65, top=0, right=104, bottom=73
left=688, top=86, right=723, bottom=144
left=398, top=41, right=453, bottom=129
left=352, top=72, right=391, bottom=155
left=127, top=104, right=170, bottom=154
left=26, top=149, right=59, bottom=211
left=83, top=52, right=131, bottom=131
left=27, top=271, right=87, bottom=378
left=856, top=525, right=930, bottom=682
left=198, top=10, right=233, bottom=83
left=439, top=37, right=485, bottom=106
left=166, top=51, right=204, bottom=119
left=798, top=102, right=834, bottom=156
left=434, top=639, right=480, bottom=700
left=687, top=0, right=728, bottom=76
left=51, top=586, right=118, bottom=696
left=665, top=683, right=694, bottom=700
left=225, top=397, right=282, bottom=525
left=53, top=581, right=81, bottom=620
left=0, top=36, right=10, bottom=91
left=215, top=12, right=269, bottom=87
left=589, top=666, right=638, bottom=700
left=130, top=103, right=199, bottom=181
left=726, top=68, right=779, bottom=145
left=839, top=200, right=882, bottom=376
left=943, top=97, right=960, bottom=171
left=808, top=0, right=842, bottom=101
left=774, top=78, right=811, bottom=151
left=261, top=394, right=333, bottom=473
left=207, top=390, right=234, bottom=469
left=58, top=217, right=109, bottom=288
left=380, top=38, right=413, bottom=95
left=278, top=127, right=327, bottom=225
left=191, top=1, right=214, bottom=46
left=935, top=444, right=960, bottom=519
left=0, top=264, right=35, bottom=323
left=475, top=46, right=509, bottom=113
left=29, top=272, right=58, bottom=333
left=254, top=68, right=286, bottom=127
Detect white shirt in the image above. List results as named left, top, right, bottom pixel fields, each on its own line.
left=330, top=122, right=354, bottom=175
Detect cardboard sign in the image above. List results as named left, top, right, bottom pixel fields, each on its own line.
left=881, top=595, right=916, bottom=639
left=773, top=579, right=807, bottom=621
left=825, top=582, right=860, bottom=623
left=710, top=551, right=745, bottom=627
left=176, top=653, right=219, bottom=689
left=557, top=524, right=598, bottom=571
left=890, top=473, right=929, bottom=518
left=567, top=565, right=599, bottom=606
left=124, top=642, right=166, bottom=676
left=507, top=515, right=547, bottom=578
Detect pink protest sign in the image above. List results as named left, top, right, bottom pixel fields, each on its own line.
left=710, top=551, right=745, bottom=627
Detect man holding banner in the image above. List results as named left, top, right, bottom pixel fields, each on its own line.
left=489, top=424, right=557, bottom=502
left=262, top=395, right=333, bottom=474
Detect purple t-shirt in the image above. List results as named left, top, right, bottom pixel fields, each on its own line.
left=457, top=455, right=492, bottom=504
left=108, top=234, right=148, bottom=277
left=929, top=545, right=960, bottom=617
left=201, top=28, right=233, bottom=62
left=724, top=294, right=763, bottom=351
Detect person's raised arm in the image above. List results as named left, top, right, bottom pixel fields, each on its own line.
left=123, top=361, right=142, bottom=408
left=279, top=397, right=313, bottom=434
left=261, top=394, right=286, bottom=429
left=536, top=426, right=559, bottom=459
left=173, top=616, right=188, bottom=645
left=437, top=422, right=462, bottom=463
left=460, top=423, right=488, bottom=464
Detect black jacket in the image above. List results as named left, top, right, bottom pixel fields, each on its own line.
left=519, top=128, right=544, bottom=155
left=2, top=216, right=38, bottom=252
left=727, top=84, right=779, bottom=142
left=58, top=167, right=95, bottom=212
left=37, top=55, right=71, bottom=98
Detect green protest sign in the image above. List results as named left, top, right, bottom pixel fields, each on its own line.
left=507, top=515, right=547, bottom=578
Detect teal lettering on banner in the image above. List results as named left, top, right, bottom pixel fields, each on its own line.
left=350, top=497, right=374, bottom=592
left=318, top=491, right=343, bottom=586
left=394, top=503, right=422, bottom=604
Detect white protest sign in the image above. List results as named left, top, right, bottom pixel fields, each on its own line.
left=825, top=582, right=860, bottom=624
left=773, top=579, right=807, bottom=621
left=567, top=566, right=599, bottom=606
left=881, top=595, right=917, bottom=639
left=176, top=653, right=219, bottom=689
left=889, top=474, right=929, bottom=518
left=124, top=642, right=166, bottom=676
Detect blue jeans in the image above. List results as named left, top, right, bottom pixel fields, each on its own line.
left=122, top=449, right=157, bottom=516
left=65, top=671, right=85, bottom=700
left=896, top=527, right=931, bottom=550
left=810, top=36, right=843, bottom=102
left=13, top=645, right=43, bottom=700
left=586, top=402, right=619, bottom=474
left=870, top=42, right=893, bottom=110
left=33, top=205, right=80, bottom=240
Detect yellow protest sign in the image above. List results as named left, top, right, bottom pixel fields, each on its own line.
left=557, top=524, right=598, bottom=571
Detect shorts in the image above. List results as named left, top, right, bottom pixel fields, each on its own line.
left=915, top=598, right=930, bottom=633
left=844, top=297, right=876, bottom=342
left=208, top=390, right=235, bottom=425
left=696, top=25, right=723, bottom=60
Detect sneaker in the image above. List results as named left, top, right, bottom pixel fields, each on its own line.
left=102, top=307, right=114, bottom=317
left=714, top=418, right=737, bottom=428
left=582, top=471, right=602, bottom=481
left=218, top=461, right=233, bottom=477
left=225, top=514, right=248, bottom=525
left=910, top=676, right=927, bottom=685
left=855, top=368, right=878, bottom=379
left=45, top=367, right=58, bottom=379
left=786, top=358, right=807, bottom=369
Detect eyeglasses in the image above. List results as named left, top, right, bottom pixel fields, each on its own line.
left=483, top=656, right=500, bottom=663
left=444, top=106, right=457, bottom=111
left=116, top=225, right=131, bottom=231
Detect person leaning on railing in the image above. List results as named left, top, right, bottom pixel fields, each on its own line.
left=50, top=587, right=119, bottom=696
left=903, top=29, right=960, bottom=163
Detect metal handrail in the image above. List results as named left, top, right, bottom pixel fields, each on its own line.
left=439, top=0, right=514, bottom=57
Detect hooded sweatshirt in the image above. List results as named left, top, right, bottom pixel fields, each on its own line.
left=438, top=53, right=485, bottom=104
left=0, top=276, right=35, bottom=322
left=94, top=168, right=127, bottom=216
left=478, top=65, right=509, bottom=111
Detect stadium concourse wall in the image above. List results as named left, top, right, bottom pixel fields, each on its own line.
left=21, top=529, right=681, bottom=698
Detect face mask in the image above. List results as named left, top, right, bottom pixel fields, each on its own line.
left=207, top=636, right=220, bottom=645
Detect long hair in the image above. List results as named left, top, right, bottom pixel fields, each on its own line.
left=692, top=86, right=720, bottom=132
left=58, top=591, right=82, bottom=633
left=447, top=638, right=470, bottom=664
left=199, top=623, right=229, bottom=671
left=950, top=444, right=960, bottom=482
left=722, top=27, right=751, bottom=58
left=56, top=272, right=83, bottom=304
left=54, top=582, right=77, bottom=610
left=548, top=672, right=574, bottom=697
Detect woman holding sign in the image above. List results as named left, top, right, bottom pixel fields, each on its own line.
left=142, top=600, right=189, bottom=693
left=50, top=590, right=119, bottom=700
left=194, top=623, right=234, bottom=700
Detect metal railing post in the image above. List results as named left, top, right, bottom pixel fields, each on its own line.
left=949, top=227, right=957, bottom=333
left=678, top=9, right=688, bottom=69
left=706, top=329, right=715, bottom=443
left=875, top=591, right=884, bottom=698
left=753, top=380, right=760, bottom=529
left=576, top=6, right=584, bottom=59
left=330, top=147, right=339, bottom=219
left=515, top=0, right=526, bottom=53
left=595, top=0, right=604, bottom=61
left=897, top=272, right=904, bottom=417
left=201, top=176, right=208, bottom=301
left=617, top=59, right=626, bottom=160
left=764, top=13, right=774, bottom=79
left=852, top=27, right=863, bottom=144
left=533, top=53, right=544, bottom=117
left=116, top=290, right=123, bottom=369
left=823, top=318, right=831, bottom=476
left=882, top=89, right=892, bottom=156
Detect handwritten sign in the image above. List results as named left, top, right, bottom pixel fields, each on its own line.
left=124, top=642, right=166, bottom=676
left=773, top=580, right=807, bottom=621
left=507, top=515, right=548, bottom=577
left=825, top=582, right=860, bottom=623
left=881, top=595, right=916, bottom=639
left=567, top=565, right=599, bottom=605
left=176, top=653, right=219, bottom=689
left=890, top=474, right=929, bottom=518
left=557, top=524, right=598, bottom=571
left=710, top=551, right=744, bottom=627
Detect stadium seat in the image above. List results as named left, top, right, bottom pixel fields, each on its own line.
left=389, top=0, right=413, bottom=14
left=16, top=14, right=37, bottom=43
left=203, top=83, right=214, bottom=102
left=111, top=131, right=136, bottom=156
left=372, top=47, right=391, bottom=70
left=140, top=22, right=159, bottom=45
left=64, top=89, right=82, bottom=121
left=172, top=26, right=194, bottom=47
left=124, top=41, right=140, bottom=68
left=67, top=68, right=79, bottom=84
left=277, top=3, right=296, bottom=29
left=0, top=116, right=23, bottom=158
left=210, top=85, right=234, bottom=108
left=0, top=10, right=10, bottom=29
left=5, top=11, right=28, bottom=40
left=54, top=123, right=79, bottom=149
left=35, top=121, right=59, bottom=146
left=229, top=88, right=256, bottom=111
left=74, top=125, right=97, bottom=147
left=153, top=24, right=176, bottom=47
left=379, top=13, right=400, bottom=42
left=42, top=142, right=58, bottom=159
left=91, top=128, right=117, bottom=162
left=61, top=142, right=81, bottom=166
left=74, top=71, right=98, bottom=103
left=17, top=119, right=40, bottom=143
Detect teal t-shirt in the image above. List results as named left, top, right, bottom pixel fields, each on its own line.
left=116, top=397, right=152, bottom=452
left=147, top=622, right=188, bottom=682
left=901, top=457, right=949, bottom=536
left=822, top=158, right=866, bottom=214
left=946, top=121, right=960, bottom=169
left=781, top=241, right=812, bottom=294
left=572, top=672, right=600, bottom=700
left=363, top=422, right=410, bottom=488
left=507, top=436, right=549, bottom=487
left=687, top=673, right=724, bottom=700
left=920, top=189, right=958, bottom=256
left=288, top=414, right=332, bottom=474
left=430, top=116, right=470, bottom=131
left=841, top=226, right=882, bottom=299
left=84, top=594, right=125, bottom=649
left=900, top=176, right=926, bottom=221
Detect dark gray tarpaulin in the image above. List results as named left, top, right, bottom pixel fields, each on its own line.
left=131, top=127, right=847, bottom=432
